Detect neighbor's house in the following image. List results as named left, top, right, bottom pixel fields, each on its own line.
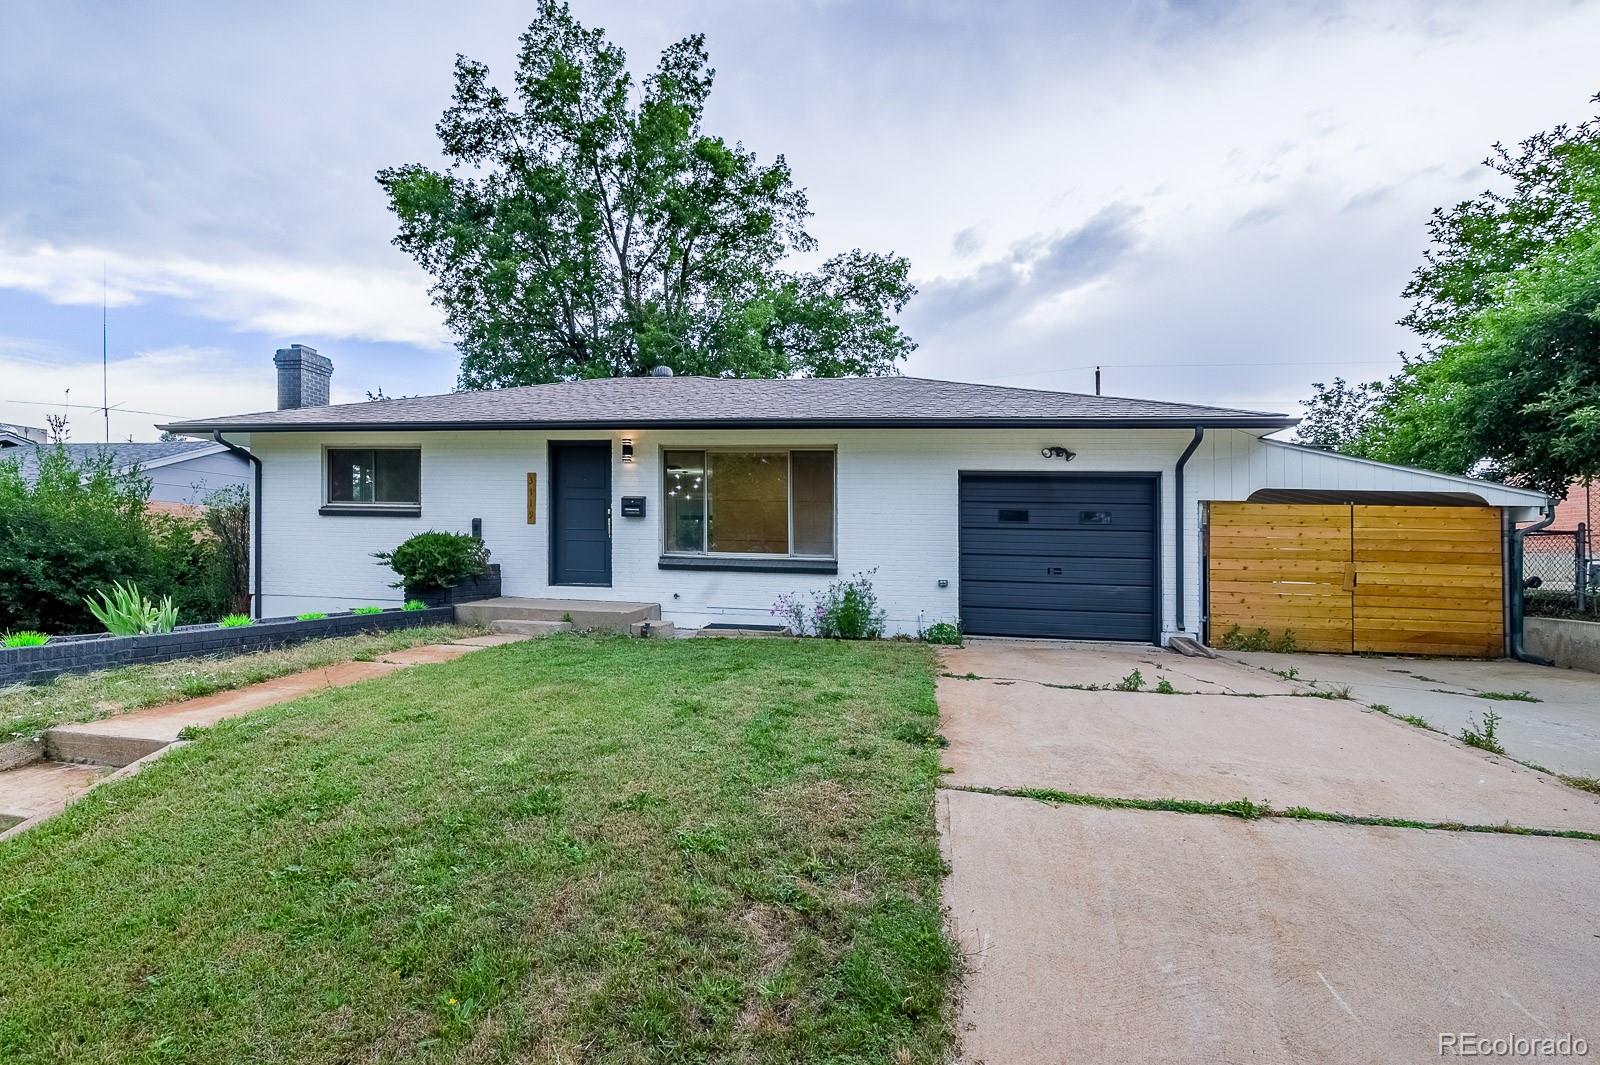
left=1552, top=479, right=1597, bottom=552
left=1, top=427, right=250, bottom=515
left=159, top=346, right=1549, bottom=656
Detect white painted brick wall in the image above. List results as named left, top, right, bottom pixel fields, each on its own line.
left=242, top=426, right=1538, bottom=640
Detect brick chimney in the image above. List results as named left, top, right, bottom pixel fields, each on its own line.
left=273, top=344, right=333, bottom=409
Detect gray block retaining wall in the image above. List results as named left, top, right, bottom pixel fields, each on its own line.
left=1524, top=616, right=1600, bottom=675
left=0, top=607, right=456, bottom=687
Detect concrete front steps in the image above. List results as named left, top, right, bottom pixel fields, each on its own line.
left=460, top=597, right=673, bottom=637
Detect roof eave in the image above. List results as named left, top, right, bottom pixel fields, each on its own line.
left=159, top=415, right=1300, bottom=434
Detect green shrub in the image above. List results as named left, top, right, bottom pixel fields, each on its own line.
left=85, top=581, right=179, bottom=636
left=3, top=631, right=50, bottom=648
left=921, top=620, right=962, bottom=646
left=218, top=614, right=254, bottom=628
left=351, top=605, right=385, bottom=615
left=816, top=571, right=887, bottom=639
left=402, top=600, right=428, bottom=612
left=372, top=531, right=489, bottom=590
left=772, top=571, right=887, bottom=640
left=0, top=446, right=241, bottom=634
left=296, top=612, right=327, bottom=621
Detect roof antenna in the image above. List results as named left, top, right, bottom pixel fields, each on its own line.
left=102, top=264, right=110, bottom=443
left=1094, top=366, right=1101, bottom=396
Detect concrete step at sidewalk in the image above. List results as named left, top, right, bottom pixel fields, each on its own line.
left=0, top=761, right=108, bottom=823
left=457, top=597, right=660, bottom=631
left=44, top=660, right=403, bottom=767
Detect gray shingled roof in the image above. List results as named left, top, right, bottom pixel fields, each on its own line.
left=162, top=376, right=1297, bottom=433
left=1, top=441, right=217, bottom=482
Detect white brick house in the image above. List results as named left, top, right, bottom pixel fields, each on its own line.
left=163, top=356, right=1547, bottom=649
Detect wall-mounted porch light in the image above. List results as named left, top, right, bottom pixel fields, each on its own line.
left=621, top=437, right=635, bottom=463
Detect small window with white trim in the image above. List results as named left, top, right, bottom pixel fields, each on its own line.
left=325, top=448, right=421, bottom=509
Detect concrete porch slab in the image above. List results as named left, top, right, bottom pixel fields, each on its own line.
left=938, top=677, right=1600, bottom=832
left=941, top=789, right=1600, bottom=1065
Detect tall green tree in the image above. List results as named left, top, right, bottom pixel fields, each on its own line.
left=379, top=2, right=916, bottom=388
left=1302, top=95, right=1600, bottom=497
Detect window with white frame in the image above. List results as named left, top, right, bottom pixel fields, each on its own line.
left=663, top=449, right=835, bottom=557
left=325, top=447, right=421, bottom=508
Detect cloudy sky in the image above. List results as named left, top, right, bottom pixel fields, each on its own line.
left=2, top=0, right=1597, bottom=441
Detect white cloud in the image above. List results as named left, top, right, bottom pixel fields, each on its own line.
left=1, top=0, right=1598, bottom=413
left=0, top=246, right=449, bottom=348
left=0, top=345, right=280, bottom=443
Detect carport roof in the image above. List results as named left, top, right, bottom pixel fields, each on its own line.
left=159, top=375, right=1299, bottom=434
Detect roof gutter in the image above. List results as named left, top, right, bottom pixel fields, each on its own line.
left=160, top=416, right=1299, bottom=435
left=1173, top=427, right=1205, bottom=637
left=212, top=432, right=263, bottom=620
left=1508, top=499, right=1555, bottom=665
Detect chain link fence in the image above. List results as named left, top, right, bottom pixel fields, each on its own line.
left=1522, top=525, right=1594, bottom=617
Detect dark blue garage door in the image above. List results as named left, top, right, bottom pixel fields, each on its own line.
left=959, top=474, right=1157, bottom=641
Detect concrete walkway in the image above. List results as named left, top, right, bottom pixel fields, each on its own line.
left=940, top=641, right=1600, bottom=1064
left=0, top=634, right=527, bottom=840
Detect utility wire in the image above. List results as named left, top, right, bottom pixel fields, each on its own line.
left=980, top=358, right=1400, bottom=382
left=3, top=396, right=188, bottom=415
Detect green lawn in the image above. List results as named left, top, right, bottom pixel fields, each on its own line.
left=0, top=635, right=955, bottom=1063
left=1, top=624, right=482, bottom=742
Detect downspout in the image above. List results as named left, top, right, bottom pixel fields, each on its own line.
left=1508, top=498, right=1555, bottom=665
left=1174, top=427, right=1205, bottom=636
left=213, top=432, right=263, bottom=620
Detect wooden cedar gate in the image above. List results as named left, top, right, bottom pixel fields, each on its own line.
left=1207, top=504, right=1503, bottom=656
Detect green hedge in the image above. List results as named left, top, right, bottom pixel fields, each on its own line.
left=0, top=447, right=243, bottom=635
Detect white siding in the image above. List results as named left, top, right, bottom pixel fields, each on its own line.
left=246, top=426, right=1545, bottom=641
left=144, top=450, right=252, bottom=505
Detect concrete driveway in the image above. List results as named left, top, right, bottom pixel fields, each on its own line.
left=1215, top=650, right=1600, bottom=779
left=939, top=640, right=1600, bottom=1065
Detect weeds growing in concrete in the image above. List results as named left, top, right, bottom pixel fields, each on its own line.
left=1371, top=704, right=1434, bottom=730
left=1155, top=679, right=1177, bottom=695
left=951, top=785, right=1600, bottom=842
left=1460, top=709, right=1505, bottom=754
left=1296, top=686, right=1352, bottom=700
left=1116, top=669, right=1145, bottom=692
left=1477, top=690, right=1540, bottom=703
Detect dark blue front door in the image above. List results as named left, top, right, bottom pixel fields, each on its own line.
left=550, top=442, right=611, bottom=586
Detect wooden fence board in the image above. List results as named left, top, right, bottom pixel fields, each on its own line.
left=1208, top=503, right=1504, bottom=656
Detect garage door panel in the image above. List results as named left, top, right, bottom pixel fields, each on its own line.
left=960, top=478, right=1155, bottom=501
left=953, top=498, right=1158, bottom=527
left=962, top=606, right=1154, bottom=641
left=959, top=556, right=1154, bottom=585
left=959, top=528, right=1155, bottom=557
left=961, top=582, right=1154, bottom=611
left=959, top=475, right=1156, bottom=641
